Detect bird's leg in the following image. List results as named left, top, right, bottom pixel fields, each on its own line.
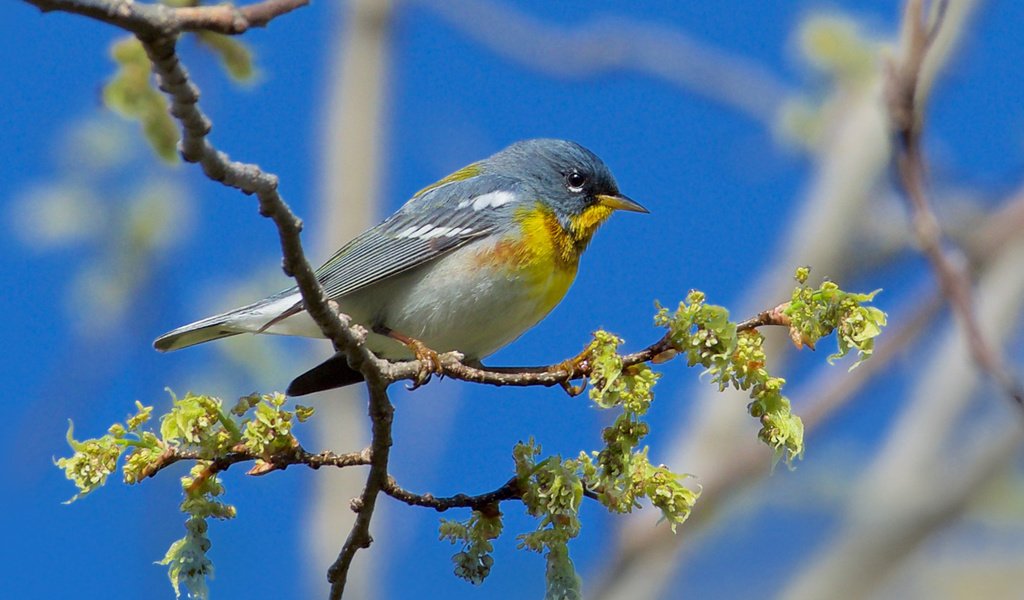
left=550, top=345, right=592, bottom=376
left=374, top=326, right=443, bottom=389
left=550, top=346, right=593, bottom=396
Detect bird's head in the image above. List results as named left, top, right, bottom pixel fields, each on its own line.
left=487, top=139, right=647, bottom=248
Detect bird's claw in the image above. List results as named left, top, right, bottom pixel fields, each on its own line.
left=404, top=337, right=443, bottom=390
left=374, top=326, right=444, bottom=390
left=551, top=348, right=591, bottom=396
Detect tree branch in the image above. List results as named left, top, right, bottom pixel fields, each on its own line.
left=385, top=302, right=795, bottom=391
left=141, top=444, right=373, bottom=481
left=135, top=33, right=396, bottom=600
left=25, top=1, right=400, bottom=594
left=25, top=0, right=308, bottom=38
left=381, top=476, right=522, bottom=513
left=886, top=0, right=1024, bottom=408
left=326, top=379, right=393, bottom=599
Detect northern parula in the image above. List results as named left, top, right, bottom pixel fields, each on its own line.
left=154, top=139, right=646, bottom=395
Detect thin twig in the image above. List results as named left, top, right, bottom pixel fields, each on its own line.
left=887, top=0, right=1024, bottom=408
left=386, top=304, right=795, bottom=390
left=25, top=0, right=308, bottom=38
left=382, top=476, right=522, bottom=512
left=415, top=0, right=791, bottom=125
left=734, top=302, right=792, bottom=332
left=136, top=30, right=399, bottom=597
left=142, top=444, right=373, bottom=481
left=965, top=187, right=1024, bottom=267
left=326, top=379, right=393, bottom=599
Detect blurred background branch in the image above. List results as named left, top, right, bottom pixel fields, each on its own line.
left=303, top=1, right=391, bottom=597
left=887, top=0, right=1023, bottom=408
left=412, top=0, right=792, bottom=127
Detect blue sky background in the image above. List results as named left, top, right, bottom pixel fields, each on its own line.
left=4, top=1, right=1024, bottom=599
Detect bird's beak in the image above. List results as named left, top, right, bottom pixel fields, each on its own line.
left=596, top=193, right=649, bottom=213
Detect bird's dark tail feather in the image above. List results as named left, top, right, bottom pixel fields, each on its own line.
left=286, top=353, right=365, bottom=396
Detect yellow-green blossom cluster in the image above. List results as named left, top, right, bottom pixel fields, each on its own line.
left=785, top=269, right=887, bottom=368
left=513, top=440, right=585, bottom=600
left=159, top=392, right=239, bottom=457
left=587, top=330, right=658, bottom=413
left=241, top=392, right=298, bottom=456
left=439, top=511, right=504, bottom=585
left=56, top=400, right=154, bottom=500
left=656, top=290, right=805, bottom=463
left=582, top=332, right=697, bottom=528
left=158, top=516, right=214, bottom=599
left=56, top=422, right=124, bottom=502
left=56, top=391, right=313, bottom=599
left=485, top=331, right=698, bottom=596
left=654, top=274, right=885, bottom=464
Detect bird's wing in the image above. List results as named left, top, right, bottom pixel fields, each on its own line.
left=315, top=174, right=524, bottom=300
left=264, top=175, right=523, bottom=327
left=158, top=174, right=527, bottom=347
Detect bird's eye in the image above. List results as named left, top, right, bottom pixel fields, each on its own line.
left=565, top=170, right=587, bottom=193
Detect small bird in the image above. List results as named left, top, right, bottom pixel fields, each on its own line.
left=154, top=139, right=646, bottom=395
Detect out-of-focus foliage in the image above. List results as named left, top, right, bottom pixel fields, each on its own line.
left=779, top=14, right=881, bottom=149
left=196, top=31, right=257, bottom=81
left=101, top=0, right=257, bottom=160
left=7, top=118, right=192, bottom=336
left=104, top=38, right=179, bottom=162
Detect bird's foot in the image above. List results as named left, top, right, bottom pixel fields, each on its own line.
left=376, top=326, right=443, bottom=389
left=551, top=347, right=592, bottom=396
left=406, top=338, right=443, bottom=390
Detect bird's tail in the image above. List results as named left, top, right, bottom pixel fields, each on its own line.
left=153, top=317, right=243, bottom=352
left=153, top=289, right=301, bottom=352
left=287, top=353, right=365, bottom=396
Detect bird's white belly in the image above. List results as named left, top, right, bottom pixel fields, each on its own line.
left=269, top=240, right=574, bottom=361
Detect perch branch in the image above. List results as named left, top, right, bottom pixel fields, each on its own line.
left=386, top=301, right=794, bottom=390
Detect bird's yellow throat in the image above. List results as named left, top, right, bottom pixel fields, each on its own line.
left=469, top=202, right=613, bottom=313
left=515, top=202, right=614, bottom=268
